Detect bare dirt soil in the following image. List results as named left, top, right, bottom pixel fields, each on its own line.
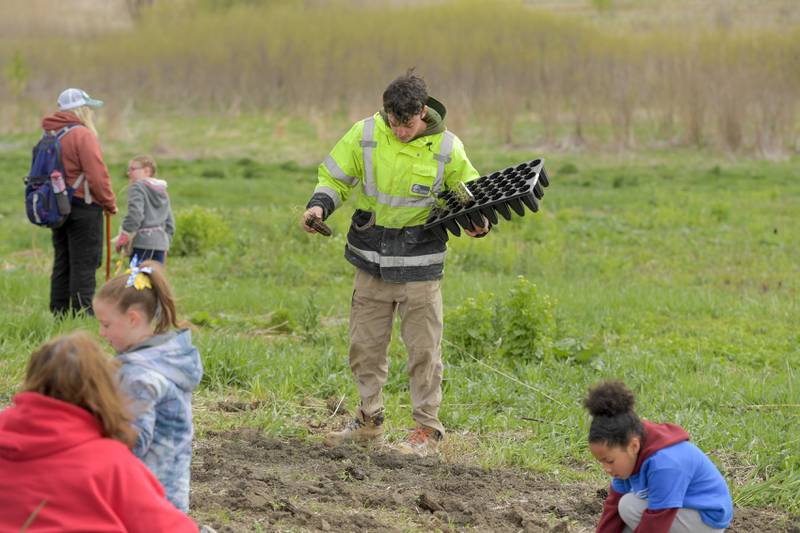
left=190, top=428, right=799, bottom=532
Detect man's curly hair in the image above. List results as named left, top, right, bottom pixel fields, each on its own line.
left=383, top=69, right=428, bottom=124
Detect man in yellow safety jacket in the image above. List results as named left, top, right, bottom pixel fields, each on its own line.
left=302, top=71, right=489, bottom=455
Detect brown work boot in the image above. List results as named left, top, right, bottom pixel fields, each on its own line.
left=394, top=426, right=442, bottom=456
left=325, top=410, right=384, bottom=446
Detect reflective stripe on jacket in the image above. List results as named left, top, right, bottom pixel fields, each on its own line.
left=310, top=112, right=479, bottom=282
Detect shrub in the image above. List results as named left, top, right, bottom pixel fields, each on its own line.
left=171, top=206, right=232, bottom=256
left=496, top=276, right=556, bottom=361
left=445, top=276, right=557, bottom=362
left=445, top=292, right=498, bottom=358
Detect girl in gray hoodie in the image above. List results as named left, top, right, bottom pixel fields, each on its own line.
left=115, top=155, right=175, bottom=264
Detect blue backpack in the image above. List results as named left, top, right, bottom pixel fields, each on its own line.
left=24, top=125, right=88, bottom=228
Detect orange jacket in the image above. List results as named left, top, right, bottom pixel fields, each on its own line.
left=41, top=112, right=117, bottom=213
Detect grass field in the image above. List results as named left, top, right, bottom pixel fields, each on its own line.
left=2, top=0, right=799, bottom=154
left=1, top=112, right=798, bottom=523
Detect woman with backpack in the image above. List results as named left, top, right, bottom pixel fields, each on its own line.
left=41, top=88, right=117, bottom=316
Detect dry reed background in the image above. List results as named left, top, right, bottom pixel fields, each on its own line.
left=0, top=0, right=799, bottom=155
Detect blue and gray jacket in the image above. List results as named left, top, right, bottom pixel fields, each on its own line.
left=117, top=329, right=202, bottom=512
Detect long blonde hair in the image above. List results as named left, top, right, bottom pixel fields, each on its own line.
left=23, top=331, right=137, bottom=448
left=70, top=105, right=98, bottom=136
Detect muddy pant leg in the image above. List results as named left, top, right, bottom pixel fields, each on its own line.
left=349, top=269, right=396, bottom=419
left=619, top=493, right=726, bottom=533
left=67, top=203, right=103, bottom=315
left=398, top=279, right=444, bottom=436
left=50, top=224, right=71, bottom=315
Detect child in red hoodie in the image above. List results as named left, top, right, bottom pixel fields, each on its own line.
left=585, top=381, right=733, bottom=533
left=0, top=331, right=197, bottom=532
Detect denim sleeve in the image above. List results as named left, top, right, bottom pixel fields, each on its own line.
left=120, top=372, right=164, bottom=458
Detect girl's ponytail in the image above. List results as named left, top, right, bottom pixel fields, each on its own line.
left=145, top=261, right=178, bottom=334
left=96, top=259, right=179, bottom=334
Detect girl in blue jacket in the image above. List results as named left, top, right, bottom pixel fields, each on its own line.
left=94, top=257, right=203, bottom=512
left=585, top=381, right=733, bottom=533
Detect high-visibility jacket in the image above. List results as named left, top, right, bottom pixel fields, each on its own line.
left=308, top=106, right=479, bottom=282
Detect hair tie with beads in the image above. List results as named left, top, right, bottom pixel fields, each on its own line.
left=125, top=255, right=153, bottom=290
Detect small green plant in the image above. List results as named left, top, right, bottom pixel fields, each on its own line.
left=552, top=335, right=599, bottom=364
left=496, top=276, right=556, bottom=361
left=171, top=206, right=232, bottom=256
left=452, top=181, right=475, bottom=206
left=189, top=310, right=216, bottom=327
left=264, top=309, right=294, bottom=334
left=446, top=276, right=556, bottom=362
left=300, top=299, right=324, bottom=342
left=445, top=292, right=498, bottom=358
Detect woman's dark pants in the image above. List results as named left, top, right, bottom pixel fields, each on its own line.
left=50, top=201, right=103, bottom=316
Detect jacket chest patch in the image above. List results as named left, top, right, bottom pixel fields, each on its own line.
left=411, top=183, right=431, bottom=195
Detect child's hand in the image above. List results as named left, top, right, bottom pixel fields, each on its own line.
left=113, top=233, right=130, bottom=253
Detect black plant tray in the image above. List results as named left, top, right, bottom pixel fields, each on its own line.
left=424, top=158, right=549, bottom=239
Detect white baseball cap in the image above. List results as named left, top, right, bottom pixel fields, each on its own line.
left=57, top=88, right=104, bottom=111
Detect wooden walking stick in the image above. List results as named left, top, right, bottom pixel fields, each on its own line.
left=105, top=211, right=111, bottom=281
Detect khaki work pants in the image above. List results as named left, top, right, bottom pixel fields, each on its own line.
left=349, top=268, right=445, bottom=435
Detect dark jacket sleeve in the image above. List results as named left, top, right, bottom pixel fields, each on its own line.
left=306, top=193, right=335, bottom=220
left=634, top=508, right=679, bottom=533
left=596, top=487, right=626, bottom=533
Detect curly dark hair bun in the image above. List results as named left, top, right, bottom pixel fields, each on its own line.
left=584, top=380, right=635, bottom=417
left=584, top=380, right=643, bottom=446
